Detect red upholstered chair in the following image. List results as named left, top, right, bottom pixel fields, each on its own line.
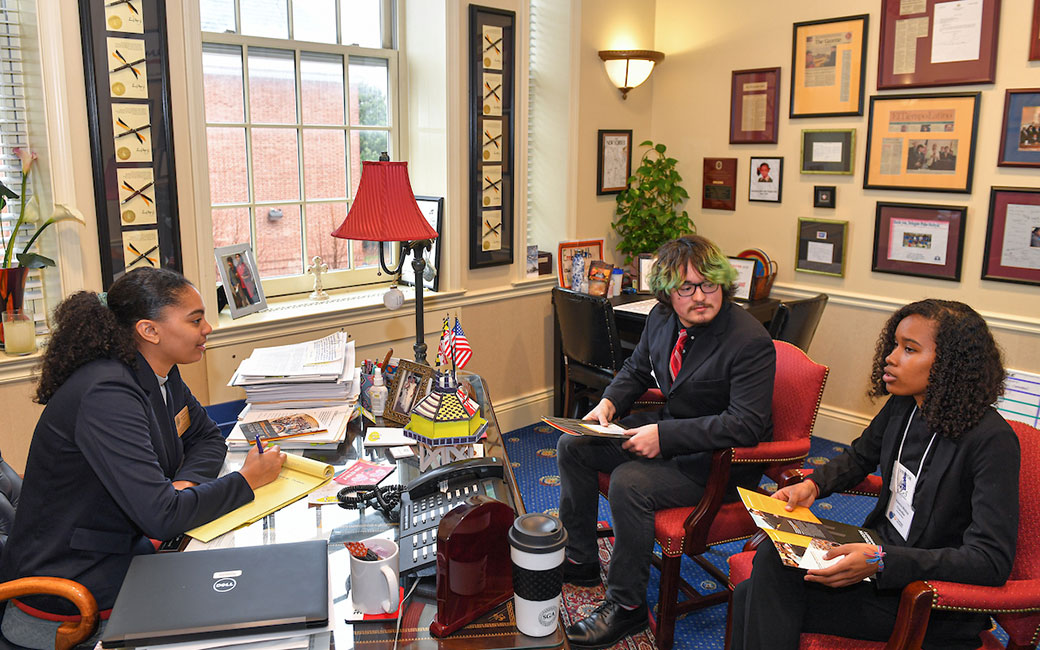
left=726, top=420, right=1040, bottom=650
left=596, top=340, right=828, bottom=650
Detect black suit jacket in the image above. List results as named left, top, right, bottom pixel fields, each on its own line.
left=602, top=300, right=775, bottom=492
left=811, top=396, right=1019, bottom=591
left=0, top=353, right=253, bottom=613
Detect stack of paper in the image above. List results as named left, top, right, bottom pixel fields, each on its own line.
left=227, top=405, right=353, bottom=450
left=229, top=333, right=358, bottom=409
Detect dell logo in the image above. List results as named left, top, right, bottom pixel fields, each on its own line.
left=213, top=578, right=237, bottom=593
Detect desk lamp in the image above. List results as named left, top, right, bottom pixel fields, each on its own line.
left=331, top=154, right=438, bottom=364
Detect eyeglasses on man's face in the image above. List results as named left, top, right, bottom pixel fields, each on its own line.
left=674, top=281, right=719, bottom=297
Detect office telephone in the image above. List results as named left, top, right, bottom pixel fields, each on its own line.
left=398, top=456, right=510, bottom=575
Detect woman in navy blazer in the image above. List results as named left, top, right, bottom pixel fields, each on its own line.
left=0, top=268, right=286, bottom=649
left=730, top=299, right=1019, bottom=650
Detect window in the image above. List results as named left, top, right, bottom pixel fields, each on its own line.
left=200, top=0, right=398, bottom=297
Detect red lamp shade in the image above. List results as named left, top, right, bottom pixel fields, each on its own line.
left=331, top=161, right=437, bottom=242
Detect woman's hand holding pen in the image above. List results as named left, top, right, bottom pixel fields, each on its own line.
left=239, top=442, right=286, bottom=490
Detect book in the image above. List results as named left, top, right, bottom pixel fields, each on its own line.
left=587, top=260, right=614, bottom=297
left=737, top=487, right=880, bottom=573
left=333, top=459, right=395, bottom=487
left=540, top=416, right=630, bottom=438
left=240, top=413, right=324, bottom=441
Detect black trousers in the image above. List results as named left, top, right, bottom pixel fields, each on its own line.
left=730, top=542, right=987, bottom=650
left=556, top=434, right=705, bottom=607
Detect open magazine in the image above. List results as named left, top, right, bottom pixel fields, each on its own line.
left=541, top=416, right=631, bottom=438
left=738, top=487, right=880, bottom=574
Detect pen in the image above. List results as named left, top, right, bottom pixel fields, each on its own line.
left=381, top=348, right=393, bottom=369
left=254, top=433, right=264, bottom=454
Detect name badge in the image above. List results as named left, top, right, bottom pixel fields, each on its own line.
left=174, top=406, right=190, bottom=437
left=885, top=460, right=917, bottom=540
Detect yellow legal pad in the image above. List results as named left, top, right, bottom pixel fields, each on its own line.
left=186, top=453, right=334, bottom=542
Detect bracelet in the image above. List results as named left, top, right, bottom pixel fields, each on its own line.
left=864, top=545, right=885, bottom=572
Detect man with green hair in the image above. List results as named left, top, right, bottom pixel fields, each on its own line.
left=557, top=234, right=776, bottom=648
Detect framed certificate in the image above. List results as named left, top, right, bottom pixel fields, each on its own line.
left=730, top=67, right=780, bottom=144
left=796, top=218, right=848, bottom=277
left=877, top=0, right=1001, bottom=89
left=790, top=14, right=868, bottom=118
left=596, top=129, right=632, bottom=195
left=872, top=202, right=966, bottom=281
left=981, top=187, right=1040, bottom=286
left=800, top=129, right=855, bottom=175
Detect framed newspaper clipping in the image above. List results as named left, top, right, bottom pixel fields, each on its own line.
left=730, top=67, right=780, bottom=144
left=596, top=129, right=632, bottom=195
left=790, top=14, right=868, bottom=118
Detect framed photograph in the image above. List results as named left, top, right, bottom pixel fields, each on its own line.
left=383, top=360, right=436, bottom=425
left=796, top=218, right=848, bottom=277
left=597, top=129, right=632, bottom=195
left=800, top=129, right=855, bottom=175
left=863, top=92, right=980, bottom=194
left=998, top=89, right=1040, bottom=168
left=702, top=157, right=737, bottom=210
left=637, top=253, right=656, bottom=293
left=1032, top=0, right=1040, bottom=61
left=749, top=157, right=782, bottom=203
left=728, top=257, right=757, bottom=300
left=814, top=186, right=836, bottom=208
left=981, top=187, right=1040, bottom=286
left=790, top=14, right=868, bottom=118
left=214, top=244, right=267, bottom=319
left=557, top=239, right=604, bottom=289
left=400, top=196, right=444, bottom=292
left=730, top=67, right=781, bottom=144
left=877, top=0, right=1000, bottom=89
left=872, top=202, right=966, bottom=282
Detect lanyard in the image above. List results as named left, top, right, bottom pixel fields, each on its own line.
left=895, top=405, right=938, bottom=479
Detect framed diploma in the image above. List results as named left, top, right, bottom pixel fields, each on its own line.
left=863, top=92, right=980, bottom=193
left=997, top=89, right=1040, bottom=168
left=1032, top=0, right=1040, bottom=61
left=702, top=157, right=737, bottom=211
left=796, top=218, right=848, bottom=277
left=790, top=15, right=868, bottom=118
left=877, top=0, right=1001, bottom=89
left=981, top=187, right=1040, bottom=286
left=800, top=129, right=855, bottom=175
left=469, top=6, right=515, bottom=269
left=748, top=157, right=782, bottom=203
left=872, top=202, right=966, bottom=281
left=730, top=67, right=780, bottom=144
left=596, top=129, right=632, bottom=195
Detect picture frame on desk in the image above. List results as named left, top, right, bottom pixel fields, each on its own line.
left=400, top=196, right=444, bottom=291
left=872, top=202, right=966, bottom=282
left=383, top=360, right=435, bottom=426
left=796, top=218, right=848, bottom=277
left=981, top=187, right=1040, bottom=287
left=790, top=14, right=868, bottom=118
left=637, top=253, right=656, bottom=293
left=557, top=239, right=604, bottom=289
left=596, top=129, right=632, bottom=195
left=997, top=89, right=1040, bottom=168
left=728, top=257, right=756, bottom=301
left=730, top=67, right=780, bottom=144
left=214, top=244, right=267, bottom=319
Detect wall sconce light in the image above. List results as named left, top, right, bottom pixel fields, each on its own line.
left=598, top=49, right=665, bottom=99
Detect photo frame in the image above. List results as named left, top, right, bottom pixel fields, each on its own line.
left=637, top=253, right=657, bottom=293
left=557, top=239, right=604, bottom=289
left=790, top=14, right=868, bottom=118
left=872, top=202, right=966, bottom=282
left=981, top=187, right=1040, bottom=287
left=730, top=67, right=781, bottom=144
left=796, top=218, right=848, bottom=277
left=814, top=186, right=836, bottom=208
left=877, top=0, right=1000, bottom=89
left=864, top=92, right=980, bottom=194
left=997, top=89, right=1040, bottom=168
left=596, top=129, right=632, bottom=195
left=800, top=129, right=855, bottom=175
left=728, top=257, right=757, bottom=300
left=1032, top=0, right=1040, bottom=61
left=400, top=196, right=444, bottom=292
left=214, top=244, right=267, bottom=319
left=749, top=157, right=782, bottom=203
left=383, top=360, right=436, bottom=425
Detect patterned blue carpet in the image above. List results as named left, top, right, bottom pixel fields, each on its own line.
left=502, top=422, right=1008, bottom=649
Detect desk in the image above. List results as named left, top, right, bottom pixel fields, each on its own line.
left=551, top=294, right=780, bottom=416
left=189, top=374, right=562, bottom=650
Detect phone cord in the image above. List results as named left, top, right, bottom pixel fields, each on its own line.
left=336, top=484, right=404, bottom=519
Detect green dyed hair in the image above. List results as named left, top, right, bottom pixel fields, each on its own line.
left=648, top=235, right=737, bottom=305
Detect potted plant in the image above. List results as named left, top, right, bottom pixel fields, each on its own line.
left=612, top=140, right=694, bottom=265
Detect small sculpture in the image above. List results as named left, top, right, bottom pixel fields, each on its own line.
left=307, top=256, right=329, bottom=301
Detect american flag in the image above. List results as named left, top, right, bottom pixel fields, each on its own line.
left=436, top=316, right=452, bottom=366
left=452, top=318, right=472, bottom=369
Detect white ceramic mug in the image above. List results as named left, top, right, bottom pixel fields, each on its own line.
left=348, top=537, right=400, bottom=615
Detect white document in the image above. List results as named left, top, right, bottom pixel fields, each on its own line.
left=613, top=298, right=658, bottom=315
left=580, top=422, right=630, bottom=435
left=806, top=241, right=834, bottom=265
left=303, top=332, right=346, bottom=365
left=888, top=218, right=950, bottom=266
left=812, top=141, right=843, bottom=163
left=363, top=427, right=416, bottom=447
left=1000, top=203, right=1040, bottom=271
left=931, top=0, right=983, bottom=64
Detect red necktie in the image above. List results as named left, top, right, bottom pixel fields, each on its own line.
left=669, top=329, right=688, bottom=382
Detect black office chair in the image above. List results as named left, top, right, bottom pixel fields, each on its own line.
left=768, top=293, right=828, bottom=352
left=551, top=287, right=626, bottom=418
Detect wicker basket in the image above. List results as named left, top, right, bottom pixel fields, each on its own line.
left=749, top=261, right=777, bottom=300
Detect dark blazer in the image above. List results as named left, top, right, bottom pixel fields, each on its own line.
left=602, top=300, right=775, bottom=492
left=811, top=396, right=1019, bottom=591
left=0, top=353, right=254, bottom=614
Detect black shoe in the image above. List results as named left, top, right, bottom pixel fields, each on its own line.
left=562, top=560, right=601, bottom=587
left=565, top=599, right=648, bottom=649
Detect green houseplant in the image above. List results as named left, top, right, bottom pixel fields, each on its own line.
left=612, top=140, right=694, bottom=264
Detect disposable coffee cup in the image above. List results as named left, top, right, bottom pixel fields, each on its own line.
left=508, top=513, right=567, bottom=637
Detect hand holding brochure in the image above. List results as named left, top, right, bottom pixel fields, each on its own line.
left=540, top=416, right=631, bottom=438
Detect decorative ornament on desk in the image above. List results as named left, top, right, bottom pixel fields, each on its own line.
left=383, top=284, right=404, bottom=310
left=307, top=255, right=329, bottom=301
left=404, top=370, right=488, bottom=473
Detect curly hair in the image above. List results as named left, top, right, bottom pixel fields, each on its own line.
left=649, top=235, right=738, bottom=305
left=868, top=299, right=1004, bottom=440
left=36, top=268, right=194, bottom=403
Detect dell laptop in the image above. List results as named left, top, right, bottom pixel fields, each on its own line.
left=101, top=540, right=329, bottom=648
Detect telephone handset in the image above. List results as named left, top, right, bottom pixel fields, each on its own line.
left=398, top=456, right=510, bottom=575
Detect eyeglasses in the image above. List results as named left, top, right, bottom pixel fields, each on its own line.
left=674, top=281, right=719, bottom=297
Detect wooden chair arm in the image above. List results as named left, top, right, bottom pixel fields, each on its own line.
left=681, top=447, right=734, bottom=553
left=884, top=581, right=934, bottom=650
left=0, top=577, right=99, bottom=650
left=779, top=468, right=884, bottom=496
